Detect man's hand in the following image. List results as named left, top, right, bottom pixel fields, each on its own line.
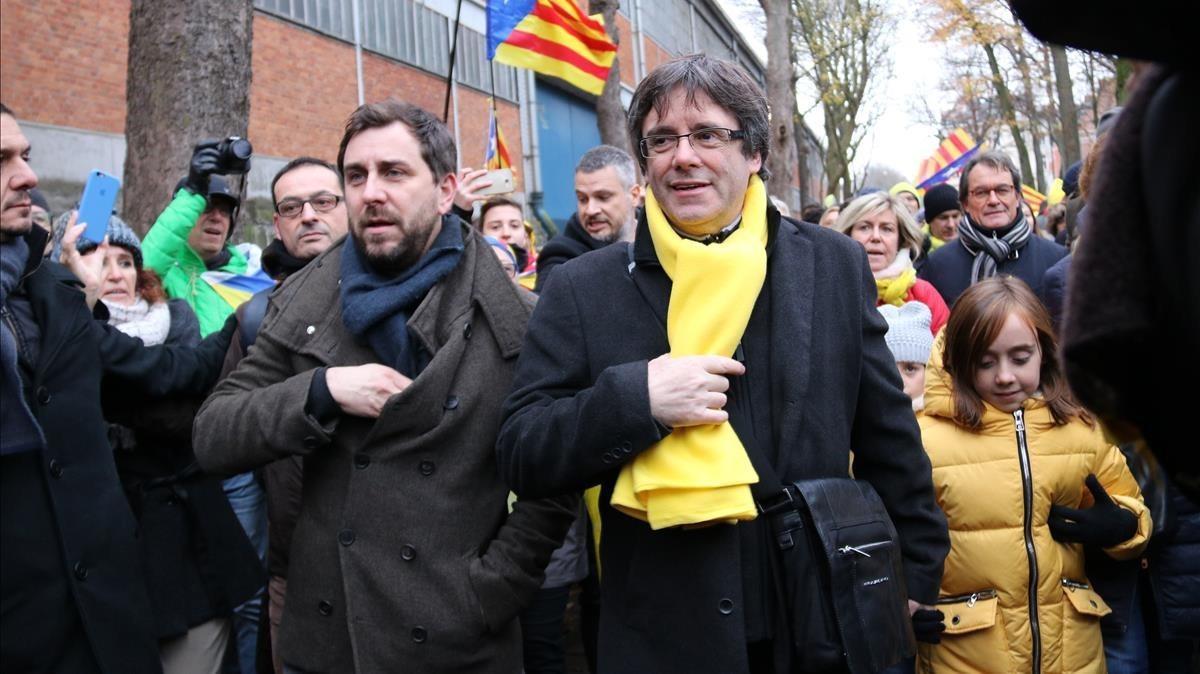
left=453, top=167, right=494, bottom=212
left=185, top=140, right=223, bottom=194
left=647, top=354, right=744, bottom=428
left=59, top=213, right=107, bottom=310
left=325, top=364, right=412, bottom=418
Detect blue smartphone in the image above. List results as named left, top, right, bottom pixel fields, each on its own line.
left=77, top=170, right=121, bottom=244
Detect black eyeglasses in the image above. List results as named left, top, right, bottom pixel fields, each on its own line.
left=275, top=192, right=342, bottom=218
left=638, top=127, right=746, bottom=158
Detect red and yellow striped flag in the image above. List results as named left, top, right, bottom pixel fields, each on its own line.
left=485, top=102, right=513, bottom=171
left=487, top=0, right=617, bottom=96
left=915, top=128, right=981, bottom=189
left=1021, top=184, right=1046, bottom=212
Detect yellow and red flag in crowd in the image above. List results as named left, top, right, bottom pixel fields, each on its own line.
left=915, top=128, right=982, bottom=190
left=485, top=101, right=512, bottom=170
left=1021, top=184, right=1046, bottom=212
left=487, top=0, right=617, bottom=96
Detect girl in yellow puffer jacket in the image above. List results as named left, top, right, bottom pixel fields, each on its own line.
left=917, top=277, right=1151, bottom=674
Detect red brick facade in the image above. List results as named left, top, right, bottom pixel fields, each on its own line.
left=0, top=2, right=521, bottom=176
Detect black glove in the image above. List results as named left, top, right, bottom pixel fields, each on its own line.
left=184, top=140, right=222, bottom=195
left=1048, top=474, right=1138, bottom=548
left=912, top=607, right=945, bottom=644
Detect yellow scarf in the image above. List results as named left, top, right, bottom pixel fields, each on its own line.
left=876, top=267, right=918, bottom=306
left=610, top=176, right=766, bottom=529
left=922, top=224, right=946, bottom=251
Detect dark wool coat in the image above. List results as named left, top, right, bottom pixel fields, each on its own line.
left=917, top=231, right=1067, bottom=307
left=497, top=207, right=950, bottom=674
left=533, top=213, right=609, bottom=293
left=194, top=224, right=578, bottom=673
left=1, top=225, right=234, bottom=673
left=104, top=300, right=264, bottom=640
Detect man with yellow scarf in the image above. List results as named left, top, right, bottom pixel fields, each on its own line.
left=497, top=55, right=949, bottom=674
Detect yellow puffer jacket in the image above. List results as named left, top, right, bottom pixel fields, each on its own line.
left=916, top=338, right=1151, bottom=674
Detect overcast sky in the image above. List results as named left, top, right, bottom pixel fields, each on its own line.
left=717, top=0, right=947, bottom=182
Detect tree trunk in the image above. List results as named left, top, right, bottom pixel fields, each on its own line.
left=793, top=109, right=811, bottom=206
left=1115, top=57, right=1134, bottom=103
left=760, top=0, right=798, bottom=208
left=590, top=0, right=632, bottom=158
left=1051, top=44, right=1081, bottom=168
left=981, top=41, right=1034, bottom=187
left=123, top=0, right=254, bottom=237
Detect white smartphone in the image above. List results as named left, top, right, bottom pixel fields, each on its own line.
left=478, top=168, right=514, bottom=196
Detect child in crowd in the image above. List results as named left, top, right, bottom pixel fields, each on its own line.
left=878, top=301, right=933, bottom=412
left=916, top=277, right=1151, bottom=673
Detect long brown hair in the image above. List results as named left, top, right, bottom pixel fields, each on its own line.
left=942, top=277, right=1090, bottom=429
left=136, top=267, right=166, bottom=304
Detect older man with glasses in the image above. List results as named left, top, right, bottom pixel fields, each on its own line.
left=918, top=151, right=1067, bottom=307
left=497, top=54, right=949, bottom=674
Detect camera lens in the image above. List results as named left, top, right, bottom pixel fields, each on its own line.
left=227, top=137, right=252, bottom=161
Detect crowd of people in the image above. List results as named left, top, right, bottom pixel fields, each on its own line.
left=1, top=41, right=1197, bottom=674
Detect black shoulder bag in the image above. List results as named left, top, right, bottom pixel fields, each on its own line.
left=744, top=441, right=916, bottom=673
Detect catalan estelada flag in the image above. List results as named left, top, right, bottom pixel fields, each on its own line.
left=485, top=102, right=513, bottom=171
left=915, top=128, right=982, bottom=190
left=487, top=0, right=617, bottom=96
left=1021, top=184, right=1047, bottom=212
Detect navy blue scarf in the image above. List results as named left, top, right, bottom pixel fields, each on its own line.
left=340, top=216, right=464, bottom=376
left=1, top=237, right=45, bottom=455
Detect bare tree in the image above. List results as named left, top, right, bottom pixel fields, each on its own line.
left=759, top=0, right=798, bottom=207
left=792, top=0, right=891, bottom=200
left=590, top=0, right=632, bottom=157
left=931, top=0, right=1034, bottom=185
left=1050, top=44, right=1081, bottom=168
left=123, top=0, right=254, bottom=236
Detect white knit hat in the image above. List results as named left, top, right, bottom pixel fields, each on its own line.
left=878, top=301, right=933, bottom=364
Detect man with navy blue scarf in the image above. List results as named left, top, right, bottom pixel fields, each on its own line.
left=194, top=100, right=576, bottom=673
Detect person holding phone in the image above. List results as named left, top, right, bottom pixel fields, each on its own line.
left=1, top=103, right=238, bottom=674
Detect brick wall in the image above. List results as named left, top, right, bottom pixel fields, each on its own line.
left=0, top=0, right=130, bottom=133
left=1, top=2, right=521, bottom=175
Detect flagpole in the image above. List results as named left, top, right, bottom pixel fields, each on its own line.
left=442, top=0, right=465, bottom=123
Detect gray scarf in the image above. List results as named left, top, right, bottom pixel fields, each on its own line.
left=956, top=209, right=1031, bottom=284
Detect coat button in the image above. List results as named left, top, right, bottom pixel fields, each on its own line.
left=718, top=598, right=734, bottom=615
left=303, top=436, right=320, bottom=450
left=419, top=460, right=435, bottom=476
left=36, top=386, right=51, bottom=405
left=411, top=626, right=427, bottom=643
left=443, top=395, right=459, bottom=410
left=306, top=325, right=316, bottom=335
left=601, top=453, right=614, bottom=464
left=318, top=600, right=333, bottom=616
left=354, top=454, right=370, bottom=469
left=401, top=544, right=417, bottom=561
left=462, top=322, right=472, bottom=339
left=338, top=529, right=356, bottom=546
left=73, top=562, right=88, bottom=581
left=48, top=459, right=64, bottom=478
left=951, top=615, right=961, bottom=625
left=621, top=440, right=633, bottom=453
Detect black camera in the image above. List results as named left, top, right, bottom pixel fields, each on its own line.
left=215, top=136, right=253, bottom=174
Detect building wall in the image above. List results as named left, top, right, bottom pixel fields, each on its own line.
left=0, top=0, right=522, bottom=206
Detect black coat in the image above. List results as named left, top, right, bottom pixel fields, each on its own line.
left=532, top=213, right=609, bottom=293
left=105, top=300, right=264, bottom=640
left=917, top=231, right=1067, bottom=307
left=498, top=208, right=949, bottom=674
left=1, top=226, right=235, bottom=673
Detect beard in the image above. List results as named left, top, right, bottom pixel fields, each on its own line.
left=351, top=198, right=442, bottom=276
